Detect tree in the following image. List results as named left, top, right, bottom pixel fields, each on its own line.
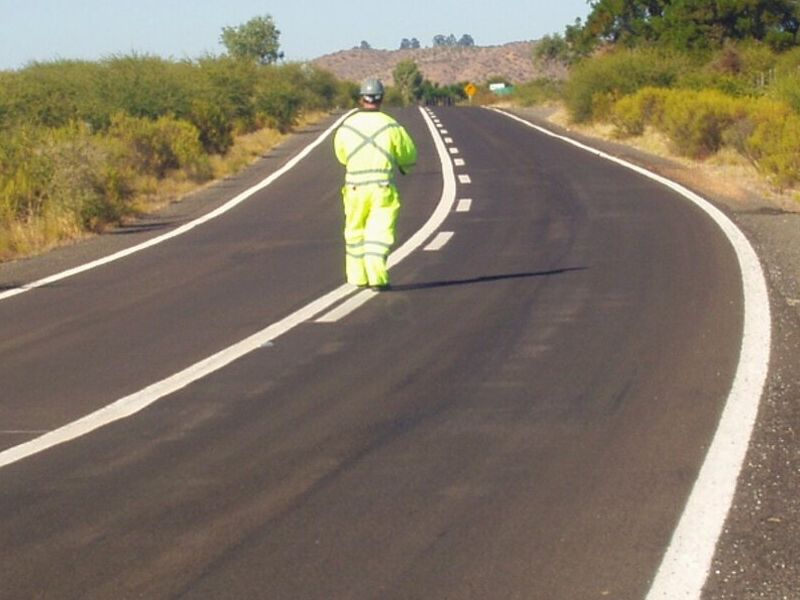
left=400, top=38, right=412, bottom=49
left=411, top=38, right=421, bottom=49
left=458, top=34, right=476, bottom=47
left=220, top=15, right=282, bottom=65
left=360, top=40, right=372, bottom=50
left=535, top=33, right=570, bottom=62
left=392, top=60, right=424, bottom=105
left=573, top=0, right=800, bottom=51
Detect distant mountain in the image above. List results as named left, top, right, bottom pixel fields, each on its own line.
left=311, top=41, right=565, bottom=86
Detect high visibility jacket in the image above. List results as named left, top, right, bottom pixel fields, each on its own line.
left=334, top=110, right=417, bottom=187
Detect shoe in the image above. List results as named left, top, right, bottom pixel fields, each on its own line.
left=369, top=283, right=391, bottom=292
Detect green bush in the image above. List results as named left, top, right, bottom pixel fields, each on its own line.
left=0, top=123, right=135, bottom=236
left=746, top=99, right=800, bottom=186
left=513, top=78, right=564, bottom=106
left=108, top=113, right=210, bottom=180
left=659, top=89, right=747, bottom=157
left=768, top=71, right=800, bottom=113
left=610, top=87, right=669, bottom=136
left=565, top=48, right=688, bottom=122
left=254, top=74, right=303, bottom=133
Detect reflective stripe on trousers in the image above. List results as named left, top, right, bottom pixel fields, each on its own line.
left=342, top=183, right=400, bottom=287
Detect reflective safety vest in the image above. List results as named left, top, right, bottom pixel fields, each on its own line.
left=334, top=110, right=417, bottom=187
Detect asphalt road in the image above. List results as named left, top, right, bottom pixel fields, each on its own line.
left=0, top=107, right=748, bottom=599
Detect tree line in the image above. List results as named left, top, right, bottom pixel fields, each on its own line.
left=539, top=0, right=800, bottom=62
left=358, top=34, right=476, bottom=51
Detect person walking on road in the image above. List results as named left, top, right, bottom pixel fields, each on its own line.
left=333, top=79, right=417, bottom=290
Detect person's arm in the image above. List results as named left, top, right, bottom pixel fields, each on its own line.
left=393, top=126, right=417, bottom=174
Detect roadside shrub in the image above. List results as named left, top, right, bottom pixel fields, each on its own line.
left=97, top=55, right=194, bottom=123
left=659, top=89, right=746, bottom=157
left=254, top=76, right=302, bottom=133
left=0, top=123, right=136, bottom=246
left=514, top=78, right=564, bottom=106
left=566, top=48, right=687, bottom=122
left=768, top=71, right=800, bottom=113
left=187, top=98, right=234, bottom=154
left=108, top=113, right=210, bottom=180
left=0, top=126, right=52, bottom=222
left=194, top=56, right=259, bottom=135
left=610, top=87, right=669, bottom=136
left=746, top=99, right=800, bottom=186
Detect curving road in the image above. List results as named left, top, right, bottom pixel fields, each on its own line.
left=0, top=106, right=759, bottom=599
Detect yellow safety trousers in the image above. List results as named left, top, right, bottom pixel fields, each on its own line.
left=342, top=183, right=400, bottom=287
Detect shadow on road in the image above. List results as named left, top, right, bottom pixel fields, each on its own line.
left=391, top=267, right=587, bottom=292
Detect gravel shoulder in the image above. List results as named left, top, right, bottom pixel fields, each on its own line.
left=507, top=106, right=800, bottom=599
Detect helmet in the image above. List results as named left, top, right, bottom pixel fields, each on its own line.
left=360, top=78, right=384, bottom=102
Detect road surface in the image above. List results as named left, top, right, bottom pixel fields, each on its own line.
left=0, top=106, right=755, bottom=599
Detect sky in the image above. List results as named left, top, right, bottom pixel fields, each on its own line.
left=0, top=0, right=592, bottom=71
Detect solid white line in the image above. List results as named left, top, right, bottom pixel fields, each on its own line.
left=0, top=106, right=457, bottom=467
left=492, top=108, right=771, bottom=600
left=424, top=231, right=454, bottom=251
left=0, top=111, right=357, bottom=303
left=456, top=199, right=472, bottom=212
left=315, top=107, right=458, bottom=323
left=458, top=174, right=472, bottom=184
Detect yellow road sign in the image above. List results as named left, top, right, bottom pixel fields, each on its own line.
left=464, top=83, right=477, bottom=98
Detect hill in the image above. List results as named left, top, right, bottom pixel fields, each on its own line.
left=311, top=41, right=564, bottom=86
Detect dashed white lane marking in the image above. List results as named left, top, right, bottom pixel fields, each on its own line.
left=458, top=174, right=472, bottom=184
left=441, top=129, right=449, bottom=134
left=454, top=158, right=465, bottom=166
left=0, top=110, right=358, bottom=303
left=456, top=199, right=472, bottom=212
left=492, top=107, right=771, bottom=600
left=449, top=147, right=460, bottom=155
left=0, top=107, right=456, bottom=468
left=423, top=231, right=454, bottom=251
left=444, top=137, right=454, bottom=144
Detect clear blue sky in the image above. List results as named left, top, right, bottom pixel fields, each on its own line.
left=0, top=0, right=591, bottom=71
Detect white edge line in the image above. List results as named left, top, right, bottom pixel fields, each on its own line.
left=0, top=110, right=358, bottom=303
left=315, top=106, right=458, bottom=323
left=491, top=107, right=771, bottom=599
left=0, top=106, right=456, bottom=467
